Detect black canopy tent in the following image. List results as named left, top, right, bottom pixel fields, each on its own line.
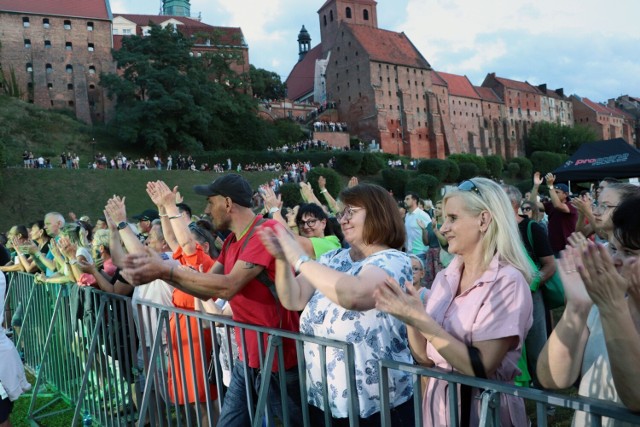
left=552, top=138, right=640, bottom=183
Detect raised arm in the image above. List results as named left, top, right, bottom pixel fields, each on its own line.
left=529, top=172, right=543, bottom=203
left=147, top=181, right=179, bottom=252
left=151, top=181, right=196, bottom=255
left=571, top=197, right=596, bottom=238
left=545, top=173, right=570, bottom=213
left=318, top=176, right=340, bottom=214
left=537, top=247, right=591, bottom=388
left=105, top=196, right=146, bottom=255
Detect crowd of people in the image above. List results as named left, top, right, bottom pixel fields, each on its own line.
left=2, top=167, right=640, bottom=426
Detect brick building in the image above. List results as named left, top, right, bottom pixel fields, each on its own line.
left=112, top=14, right=250, bottom=83
left=537, top=84, right=573, bottom=127
left=608, top=95, right=639, bottom=147
left=0, top=0, right=115, bottom=124
left=573, top=96, right=635, bottom=144
left=474, top=85, right=507, bottom=158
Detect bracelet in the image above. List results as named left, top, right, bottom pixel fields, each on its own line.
left=294, top=255, right=311, bottom=274
left=69, top=259, right=78, bottom=265
left=168, top=213, right=183, bottom=220
left=320, top=189, right=327, bottom=194
left=168, top=266, right=175, bottom=281
left=159, top=213, right=168, bottom=218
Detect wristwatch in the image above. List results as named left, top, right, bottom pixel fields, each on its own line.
left=117, top=221, right=128, bottom=230
left=269, top=207, right=280, bottom=214
left=294, top=255, right=311, bottom=274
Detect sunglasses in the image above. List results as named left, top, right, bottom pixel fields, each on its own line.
left=458, top=180, right=482, bottom=198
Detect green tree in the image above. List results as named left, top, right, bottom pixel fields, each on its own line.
left=101, top=24, right=272, bottom=152
left=249, top=65, right=286, bottom=100
left=525, top=122, right=597, bottom=156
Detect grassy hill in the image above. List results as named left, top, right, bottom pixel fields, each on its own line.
left=0, top=95, right=142, bottom=167
left=0, top=169, right=280, bottom=231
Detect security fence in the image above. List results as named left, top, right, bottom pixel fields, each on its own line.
left=4, top=271, right=640, bottom=426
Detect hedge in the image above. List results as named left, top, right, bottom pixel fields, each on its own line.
left=334, top=151, right=364, bottom=176
left=279, top=182, right=304, bottom=207
left=506, top=157, right=533, bottom=180
left=406, top=174, right=440, bottom=201
left=530, top=151, right=567, bottom=175
left=457, top=162, right=480, bottom=181
left=485, top=155, right=503, bottom=179
left=417, top=159, right=449, bottom=181
left=381, top=168, right=409, bottom=199
left=305, top=167, right=342, bottom=198
left=359, top=152, right=385, bottom=175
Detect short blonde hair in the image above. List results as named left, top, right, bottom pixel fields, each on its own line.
left=443, top=177, right=533, bottom=282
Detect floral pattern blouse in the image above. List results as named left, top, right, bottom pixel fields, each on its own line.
left=299, top=248, right=414, bottom=418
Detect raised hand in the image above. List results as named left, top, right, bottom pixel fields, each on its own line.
left=348, top=176, right=359, bottom=188
left=558, top=245, right=591, bottom=307
left=318, top=176, right=326, bottom=190
left=374, top=276, right=424, bottom=324
left=257, top=225, right=287, bottom=261
left=299, top=182, right=315, bottom=202
left=261, top=185, right=282, bottom=211
left=571, top=197, right=592, bottom=216
left=105, top=195, right=127, bottom=224
left=545, top=173, right=556, bottom=186
left=103, top=209, right=117, bottom=232
left=578, top=242, right=628, bottom=310
left=533, top=171, right=544, bottom=186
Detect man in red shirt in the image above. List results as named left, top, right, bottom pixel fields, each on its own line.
left=529, top=172, right=578, bottom=256
left=122, top=174, right=302, bottom=427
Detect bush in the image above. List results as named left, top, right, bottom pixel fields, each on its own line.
left=530, top=151, right=567, bottom=175
left=445, top=160, right=460, bottom=182
left=278, top=182, right=304, bottom=208
left=449, top=153, right=488, bottom=176
left=381, top=168, right=409, bottom=199
left=406, top=174, right=440, bottom=201
left=515, top=179, right=533, bottom=196
left=506, top=162, right=520, bottom=179
left=417, top=159, right=449, bottom=181
left=359, top=153, right=385, bottom=175
left=485, top=155, right=503, bottom=179
left=507, top=157, right=533, bottom=180
left=334, top=151, right=364, bottom=176
left=457, top=162, right=480, bottom=181
left=306, top=167, right=342, bottom=198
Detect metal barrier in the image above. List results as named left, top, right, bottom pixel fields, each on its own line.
left=378, top=359, right=640, bottom=426
left=4, top=272, right=360, bottom=426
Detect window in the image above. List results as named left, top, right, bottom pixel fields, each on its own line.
left=67, top=83, right=74, bottom=90
left=26, top=63, right=33, bottom=73
left=87, top=22, right=94, bottom=31
left=88, top=43, right=95, bottom=52
left=323, top=15, right=327, bottom=26
left=45, top=64, right=53, bottom=73
left=66, top=65, right=73, bottom=73
left=28, top=82, right=33, bottom=89
left=24, top=39, right=31, bottom=48
left=113, top=28, right=118, bottom=35
left=48, top=83, right=53, bottom=90
left=363, top=9, right=369, bottom=20
left=346, top=7, right=352, bottom=18
left=64, top=20, right=72, bottom=30
left=65, top=42, right=73, bottom=50
left=23, top=17, right=31, bottom=27
left=330, top=10, right=333, bottom=21
left=89, top=66, right=96, bottom=74
left=122, top=28, right=132, bottom=35
left=89, top=84, right=96, bottom=89
left=68, top=101, right=74, bottom=106
left=44, top=40, right=51, bottom=48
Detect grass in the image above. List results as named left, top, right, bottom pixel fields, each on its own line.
left=0, top=168, right=281, bottom=232
left=10, top=372, right=74, bottom=427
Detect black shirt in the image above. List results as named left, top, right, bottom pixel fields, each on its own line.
left=518, top=217, right=553, bottom=265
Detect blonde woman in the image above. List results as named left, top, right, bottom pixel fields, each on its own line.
left=375, top=178, right=534, bottom=426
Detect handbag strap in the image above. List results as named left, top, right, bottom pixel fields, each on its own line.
left=461, top=346, right=487, bottom=426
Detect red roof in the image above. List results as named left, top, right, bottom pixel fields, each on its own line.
left=493, top=75, right=541, bottom=95
left=346, top=24, right=430, bottom=69
left=286, top=44, right=325, bottom=102
left=436, top=71, right=480, bottom=99
left=114, top=14, right=246, bottom=47
left=0, top=0, right=110, bottom=20
left=582, top=97, right=625, bottom=117
left=430, top=70, right=447, bottom=87
left=474, top=86, right=503, bottom=103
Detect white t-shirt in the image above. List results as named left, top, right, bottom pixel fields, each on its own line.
left=405, top=208, right=431, bottom=254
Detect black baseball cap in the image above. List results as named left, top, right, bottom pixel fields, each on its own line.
left=193, top=174, right=253, bottom=208
left=133, top=209, right=159, bottom=222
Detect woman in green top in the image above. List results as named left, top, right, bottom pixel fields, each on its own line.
left=291, top=203, right=342, bottom=258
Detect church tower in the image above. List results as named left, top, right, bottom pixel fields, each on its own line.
left=318, top=0, right=378, bottom=54
left=162, top=0, right=191, bottom=17
left=297, top=25, right=312, bottom=62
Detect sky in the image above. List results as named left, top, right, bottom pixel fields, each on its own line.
left=113, top=0, right=640, bottom=103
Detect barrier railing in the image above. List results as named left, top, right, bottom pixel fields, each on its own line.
left=7, top=270, right=640, bottom=426
left=378, top=359, right=640, bottom=426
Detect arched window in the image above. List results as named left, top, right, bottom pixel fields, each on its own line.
left=330, top=10, right=333, bottom=21
left=26, top=63, right=33, bottom=73
left=89, top=66, right=96, bottom=74
left=363, top=9, right=369, bottom=20
left=323, top=15, right=327, bottom=26
left=45, top=64, right=53, bottom=73
left=65, top=42, right=73, bottom=50
left=87, top=22, right=94, bottom=31
left=346, top=7, right=352, bottom=18
left=64, top=20, right=72, bottom=30
left=66, top=64, right=73, bottom=73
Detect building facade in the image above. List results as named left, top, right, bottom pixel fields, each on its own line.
left=0, top=0, right=115, bottom=124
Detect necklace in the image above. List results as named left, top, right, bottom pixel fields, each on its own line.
left=237, top=216, right=257, bottom=240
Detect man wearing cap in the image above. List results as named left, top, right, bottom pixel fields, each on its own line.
left=133, top=209, right=159, bottom=241
left=122, top=174, right=303, bottom=427
left=530, top=171, right=578, bottom=256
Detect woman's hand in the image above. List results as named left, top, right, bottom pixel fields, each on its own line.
left=257, top=225, right=289, bottom=261
left=348, top=176, right=359, bottom=188
left=318, top=176, right=326, bottom=190
left=558, top=245, right=592, bottom=308
left=77, top=258, right=97, bottom=274
left=261, top=185, right=282, bottom=211
left=578, top=243, right=628, bottom=312
left=571, top=197, right=592, bottom=216
left=105, top=195, right=128, bottom=224
left=567, top=232, right=589, bottom=252
left=374, top=276, right=425, bottom=325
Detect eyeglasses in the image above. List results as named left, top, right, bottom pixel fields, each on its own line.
left=458, top=180, right=483, bottom=198
left=297, top=218, right=318, bottom=228
left=336, top=206, right=363, bottom=221
left=521, top=206, right=532, bottom=212
left=594, top=203, right=618, bottom=212
left=411, top=266, right=423, bottom=272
